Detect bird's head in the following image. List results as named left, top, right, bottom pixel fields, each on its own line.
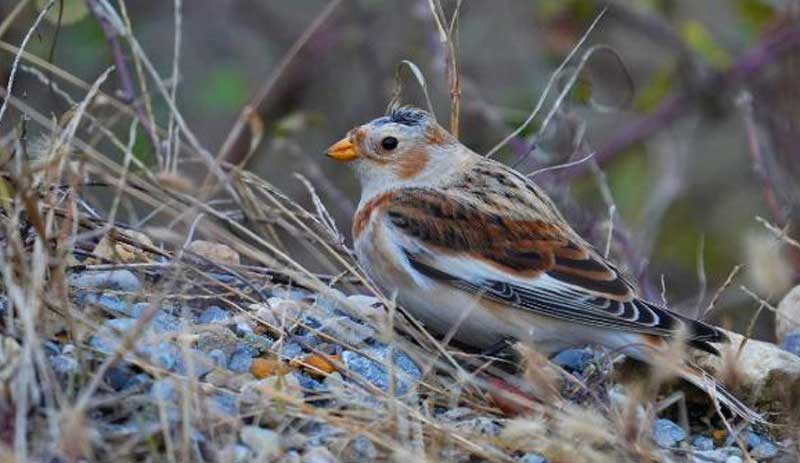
left=326, top=107, right=469, bottom=197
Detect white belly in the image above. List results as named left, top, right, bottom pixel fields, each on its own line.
left=354, top=220, right=589, bottom=352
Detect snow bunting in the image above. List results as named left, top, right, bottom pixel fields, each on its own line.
left=326, top=106, right=760, bottom=422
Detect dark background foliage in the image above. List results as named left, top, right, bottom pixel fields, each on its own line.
left=2, top=0, right=799, bottom=340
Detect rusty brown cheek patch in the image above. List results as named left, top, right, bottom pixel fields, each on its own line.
left=393, top=149, right=429, bottom=179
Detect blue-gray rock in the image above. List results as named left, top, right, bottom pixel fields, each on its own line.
left=750, top=441, right=778, bottom=459
left=84, top=293, right=134, bottom=315
left=652, top=419, right=686, bottom=448
left=199, top=306, right=231, bottom=324
left=71, top=270, right=141, bottom=292
left=90, top=318, right=137, bottom=354
left=293, top=371, right=323, bottom=391
left=151, top=310, right=180, bottom=333
left=150, top=341, right=180, bottom=371
left=692, top=435, right=715, bottom=451
left=207, top=349, right=228, bottom=368
left=551, top=348, right=593, bottom=372
left=233, top=322, right=254, bottom=336
left=241, top=334, right=273, bottom=353
left=124, top=373, right=152, bottom=390
left=177, top=349, right=216, bottom=377
left=344, top=435, right=377, bottom=462
left=151, top=378, right=178, bottom=402
left=210, top=393, right=238, bottom=417
left=691, top=449, right=728, bottom=463
left=280, top=342, right=304, bottom=359
left=342, top=346, right=421, bottom=395
left=105, top=365, right=136, bottom=390
left=49, top=354, right=78, bottom=375
left=519, top=453, right=547, bottom=463
left=780, top=330, right=800, bottom=357
left=228, top=348, right=253, bottom=373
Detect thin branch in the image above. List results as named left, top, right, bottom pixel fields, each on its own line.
left=0, top=0, right=55, bottom=130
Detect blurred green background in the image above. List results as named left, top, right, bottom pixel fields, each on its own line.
left=2, top=0, right=799, bottom=340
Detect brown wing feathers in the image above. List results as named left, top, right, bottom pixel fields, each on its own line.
left=386, top=188, right=629, bottom=296
left=384, top=187, right=727, bottom=352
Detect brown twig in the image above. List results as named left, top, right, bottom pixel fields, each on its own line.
left=86, top=0, right=161, bottom=159
left=216, top=0, right=342, bottom=164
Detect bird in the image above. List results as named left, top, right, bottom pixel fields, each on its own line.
left=325, top=106, right=761, bottom=422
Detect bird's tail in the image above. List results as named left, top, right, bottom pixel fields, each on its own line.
left=677, top=363, right=765, bottom=424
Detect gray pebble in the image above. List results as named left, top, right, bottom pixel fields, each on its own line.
left=49, top=354, right=78, bottom=375
left=280, top=342, right=304, bottom=359
left=151, top=310, right=180, bottom=333
left=84, top=293, right=133, bottom=315
left=781, top=330, right=800, bottom=356
left=652, top=418, right=686, bottom=448
left=150, top=341, right=180, bottom=371
left=551, top=348, right=593, bottom=372
left=343, top=435, right=376, bottom=462
left=229, top=348, right=253, bottom=373
left=199, top=306, right=231, bottom=324
left=207, top=349, right=228, bottom=368
left=519, top=453, right=547, bottom=463
left=71, top=270, right=141, bottom=292
left=751, top=441, right=778, bottom=459
left=692, top=435, right=715, bottom=451
left=151, top=378, right=178, bottom=402
left=342, top=346, right=421, bottom=395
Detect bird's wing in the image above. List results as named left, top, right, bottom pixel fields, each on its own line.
left=383, top=187, right=724, bottom=346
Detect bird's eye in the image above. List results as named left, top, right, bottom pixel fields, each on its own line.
left=381, top=136, right=398, bottom=151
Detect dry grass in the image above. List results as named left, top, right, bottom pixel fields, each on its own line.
left=0, top=2, right=798, bottom=463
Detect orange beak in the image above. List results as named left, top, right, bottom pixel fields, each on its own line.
left=326, top=136, right=358, bottom=162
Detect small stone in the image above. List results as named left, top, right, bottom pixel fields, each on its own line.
left=652, top=419, right=686, bottom=448
left=84, top=293, right=133, bottom=315
left=692, top=435, right=715, bottom=450
left=342, top=346, right=421, bottom=395
left=233, top=444, right=251, bottom=463
left=229, top=347, right=254, bottom=373
left=240, top=426, right=280, bottom=460
left=726, top=456, right=743, bottom=463
left=105, top=365, right=136, bottom=390
left=199, top=306, right=231, bottom=324
left=150, top=341, right=180, bottom=371
left=251, top=357, right=282, bottom=379
left=780, top=330, right=800, bottom=357
left=690, top=330, right=800, bottom=416
left=319, top=316, right=375, bottom=346
left=551, top=348, right=593, bottom=372
left=93, top=230, right=154, bottom=263
left=49, top=354, right=78, bottom=375
left=151, top=378, right=178, bottom=402
left=233, top=322, right=254, bottom=337
left=303, top=446, right=339, bottom=463
left=209, top=393, right=238, bottom=417
left=207, top=349, right=228, bottom=368
left=124, top=373, right=151, bottom=390
left=776, top=285, right=800, bottom=343
left=342, top=435, right=376, bottom=463
left=751, top=441, right=778, bottom=459
left=293, top=371, right=324, bottom=391
left=280, top=342, right=304, bottom=359
left=71, top=270, right=141, bottom=292
left=188, top=240, right=240, bottom=266
left=151, top=310, right=180, bottom=333
left=691, top=450, right=728, bottom=463
left=451, top=417, right=501, bottom=436
left=293, top=354, right=339, bottom=378
left=519, top=453, right=547, bottom=463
